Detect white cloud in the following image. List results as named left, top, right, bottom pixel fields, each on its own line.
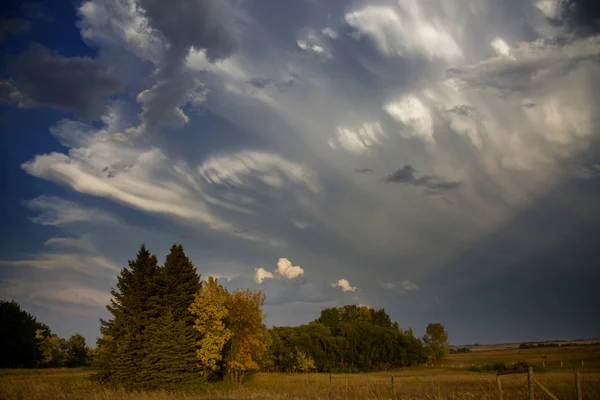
left=276, top=258, right=304, bottom=280
left=344, top=3, right=462, bottom=62
left=78, top=0, right=164, bottom=62
left=331, top=278, right=357, bottom=292
left=255, top=258, right=304, bottom=283
left=27, top=196, right=116, bottom=226
left=199, top=151, right=320, bottom=193
left=491, top=37, right=513, bottom=59
left=0, top=252, right=119, bottom=277
left=1, top=279, right=111, bottom=309
left=255, top=267, right=274, bottom=283
left=44, top=236, right=95, bottom=253
left=328, top=122, right=386, bottom=154
left=384, top=96, right=435, bottom=143
left=535, top=0, right=560, bottom=19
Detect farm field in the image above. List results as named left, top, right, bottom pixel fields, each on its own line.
left=2, top=344, right=599, bottom=400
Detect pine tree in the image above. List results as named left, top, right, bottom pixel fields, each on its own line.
left=160, top=244, right=201, bottom=322
left=140, top=309, right=198, bottom=389
left=92, top=244, right=161, bottom=387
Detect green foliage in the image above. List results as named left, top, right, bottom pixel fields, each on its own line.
left=268, top=306, right=427, bottom=373
left=423, top=322, right=449, bottom=361
left=66, top=334, right=91, bottom=367
left=296, top=351, right=316, bottom=373
left=0, top=300, right=48, bottom=368
left=35, top=329, right=69, bottom=368
left=93, top=243, right=201, bottom=389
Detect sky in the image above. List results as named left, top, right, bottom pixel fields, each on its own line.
left=1, top=0, right=599, bottom=346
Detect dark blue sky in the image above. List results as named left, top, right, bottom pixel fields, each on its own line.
left=1, top=0, right=599, bottom=346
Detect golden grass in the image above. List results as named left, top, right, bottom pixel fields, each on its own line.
left=1, top=346, right=599, bottom=399
left=1, top=369, right=599, bottom=399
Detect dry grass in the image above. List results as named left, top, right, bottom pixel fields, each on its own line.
left=2, top=369, right=599, bottom=399
left=1, top=345, right=599, bottom=399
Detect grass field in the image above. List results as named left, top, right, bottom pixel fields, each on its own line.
left=2, top=345, right=599, bottom=399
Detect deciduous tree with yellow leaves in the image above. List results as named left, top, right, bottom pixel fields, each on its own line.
left=188, top=278, right=269, bottom=383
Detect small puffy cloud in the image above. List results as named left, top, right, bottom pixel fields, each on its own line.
left=255, top=267, right=275, bottom=283
left=277, top=258, right=304, bottom=280
left=331, top=278, right=357, bottom=292
left=491, top=37, right=513, bottom=58
left=384, top=165, right=463, bottom=194
left=255, top=258, right=304, bottom=283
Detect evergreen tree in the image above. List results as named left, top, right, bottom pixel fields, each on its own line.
left=92, top=244, right=161, bottom=387
left=160, top=244, right=201, bottom=322
left=140, top=309, right=198, bottom=389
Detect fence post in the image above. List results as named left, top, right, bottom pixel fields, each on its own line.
left=528, top=367, right=534, bottom=400
left=575, top=369, right=582, bottom=400
left=542, top=362, right=545, bottom=368
left=496, top=375, right=504, bottom=400
left=391, top=374, right=396, bottom=400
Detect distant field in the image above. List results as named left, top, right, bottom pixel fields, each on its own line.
left=2, top=345, right=599, bottom=399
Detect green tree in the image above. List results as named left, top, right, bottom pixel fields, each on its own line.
left=0, top=300, right=47, bottom=368
left=66, top=334, right=89, bottom=367
left=423, top=322, right=449, bottom=361
left=160, top=244, right=201, bottom=322
left=140, top=309, right=198, bottom=389
left=92, top=244, right=161, bottom=387
left=296, top=351, right=316, bottom=373
left=36, top=329, right=68, bottom=367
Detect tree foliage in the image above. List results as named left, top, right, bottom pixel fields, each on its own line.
left=188, top=277, right=269, bottom=383
left=188, top=276, right=232, bottom=379
left=267, top=305, right=427, bottom=373
left=93, top=243, right=201, bottom=389
left=423, top=322, right=449, bottom=361
left=0, top=300, right=47, bottom=368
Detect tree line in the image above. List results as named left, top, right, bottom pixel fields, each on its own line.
left=1, top=243, right=450, bottom=390
left=0, top=300, right=92, bottom=368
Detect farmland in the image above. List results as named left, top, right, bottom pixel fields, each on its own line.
left=2, top=343, right=599, bottom=400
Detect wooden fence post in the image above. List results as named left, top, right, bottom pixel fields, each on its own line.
left=496, top=375, right=504, bottom=400
left=528, top=367, right=534, bottom=400
left=575, top=369, right=582, bottom=400
left=391, top=374, right=396, bottom=400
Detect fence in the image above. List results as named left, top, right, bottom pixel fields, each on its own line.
left=496, top=367, right=583, bottom=400
left=284, top=368, right=587, bottom=400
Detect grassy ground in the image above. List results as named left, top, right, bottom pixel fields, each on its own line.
left=1, top=345, right=599, bottom=399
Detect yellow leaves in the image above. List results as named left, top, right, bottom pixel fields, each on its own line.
left=188, top=277, right=232, bottom=374
left=188, top=276, right=269, bottom=383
